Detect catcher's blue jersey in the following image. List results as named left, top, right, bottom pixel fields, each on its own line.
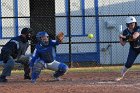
left=30, top=40, right=59, bottom=67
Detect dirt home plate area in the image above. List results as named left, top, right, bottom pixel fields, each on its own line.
left=0, top=71, right=140, bottom=93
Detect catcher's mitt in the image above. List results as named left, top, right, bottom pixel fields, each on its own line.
left=56, top=32, right=64, bottom=43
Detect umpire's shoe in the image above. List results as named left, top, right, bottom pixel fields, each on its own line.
left=0, top=76, right=7, bottom=82
left=24, top=75, right=31, bottom=80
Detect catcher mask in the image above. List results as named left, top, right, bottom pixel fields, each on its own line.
left=36, top=31, right=49, bottom=46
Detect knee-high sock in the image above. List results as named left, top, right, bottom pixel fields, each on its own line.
left=121, top=66, right=128, bottom=77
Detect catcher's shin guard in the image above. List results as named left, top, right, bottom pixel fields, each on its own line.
left=31, top=67, right=40, bottom=80
left=31, top=62, right=43, bottom=80
left=53, top=63, right=68, bottom=78
left=31, top=72, right=40, bottom=81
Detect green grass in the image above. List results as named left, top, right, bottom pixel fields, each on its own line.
left=70, top=65, right=140, bottom=72
left=0, top=65, right=139, bottom=75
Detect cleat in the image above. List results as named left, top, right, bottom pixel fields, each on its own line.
left=0, top=78, right=7, bottom=82
left=115, top=77, right=123, bottom=81
left=24, top=75, right=31, bottom=80
left=52, top=73, right=62, bottom=81
left=31, top=79, right=36, bottom=83
left=54, top=77, right=62, bottom=81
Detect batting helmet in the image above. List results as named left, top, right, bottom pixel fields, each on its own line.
left=126, top=16, right=137, bottom=24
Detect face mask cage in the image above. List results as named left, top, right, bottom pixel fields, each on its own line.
left=36, top=32, right=49, bottom=46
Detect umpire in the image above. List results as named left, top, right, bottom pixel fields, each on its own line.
left=0, top=28, right=32, bottom=82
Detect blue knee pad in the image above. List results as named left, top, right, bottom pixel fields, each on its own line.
left=53, top=63, right=68, bottom=78
left=58, top=63, right=68, bottom=72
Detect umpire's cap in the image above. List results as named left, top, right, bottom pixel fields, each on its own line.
left=21, top=28, right=32, bottom=35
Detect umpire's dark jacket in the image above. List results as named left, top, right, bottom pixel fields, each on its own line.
left=0, top=35, right=29, bottom=63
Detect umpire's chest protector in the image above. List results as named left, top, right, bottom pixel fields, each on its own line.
left=16, top=40, right=29, bottom=58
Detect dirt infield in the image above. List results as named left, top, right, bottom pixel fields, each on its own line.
left=0, top=71, right=140, bottom=93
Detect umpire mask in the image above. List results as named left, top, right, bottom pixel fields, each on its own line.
left=21, top=28, right=32, bottom=40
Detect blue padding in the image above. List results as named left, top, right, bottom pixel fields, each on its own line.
left=53, top=63, right=68, bottom=78
left=56, top=52, right=98, bottom=63
left=58, top=63, right=68, bottom=72
left=31, top=72, right=40, bottom=80
left=31, top=67, right=40, bottom=80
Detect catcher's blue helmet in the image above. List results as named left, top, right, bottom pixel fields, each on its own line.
left=36, top=32, right=49, bottom=46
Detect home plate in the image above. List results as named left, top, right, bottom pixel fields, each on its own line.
left=97, top=81, right=116, bottom=84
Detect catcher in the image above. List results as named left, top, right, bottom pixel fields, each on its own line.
left=116, top=16, right=140, bottom=81
left=30, top=31, right=68, bottom=83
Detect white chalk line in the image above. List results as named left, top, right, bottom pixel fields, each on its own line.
left=89, top=81, right=140, bottom=90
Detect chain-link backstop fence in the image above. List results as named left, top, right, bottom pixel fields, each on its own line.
left=0, top=0, right=140, bottom=67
